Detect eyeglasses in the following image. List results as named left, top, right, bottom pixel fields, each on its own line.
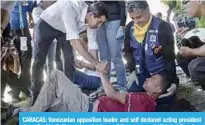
left=182, top=0, right=190, bottom=5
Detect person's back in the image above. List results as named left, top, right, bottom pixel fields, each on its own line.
left=97, top=93, right=156, bottom=112
left=103, top=1, right=123, bottom=22
left=40, top=0, right=87, bottom=34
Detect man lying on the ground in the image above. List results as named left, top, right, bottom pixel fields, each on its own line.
left=13, top=63, right=169, bottom=113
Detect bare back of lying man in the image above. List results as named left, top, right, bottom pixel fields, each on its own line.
left=14, top=62, right=169, bottom=113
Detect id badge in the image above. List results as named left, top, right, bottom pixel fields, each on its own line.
left=20, top=37, right=28, bottom=51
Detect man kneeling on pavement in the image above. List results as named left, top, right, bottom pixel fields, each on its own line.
left=14, top=62, right=169, bottom=113
left=124, top=1, right=179, bottom=111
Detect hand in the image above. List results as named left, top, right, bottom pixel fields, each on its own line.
left=96, top=61, right=109, bottom=75
left=29, top=19, right=34, bottom=28
left=180, top=47, right=194, bottom=57
left=127, top=71, right=138, bottom=88
left=116, top=26, right=125, bottom=39
left=1, top=47, right=9, bottom=58
left=159, top=84, right=177, bottom=98
left=74, top=59, right=83, bottom=69
left=152, top=45, right=162, bottom=54
left=176, top=27, right=189, bottom=38
left=11, top=53, right=19, bottom=60
left=0, top=28, right=3, bottom=38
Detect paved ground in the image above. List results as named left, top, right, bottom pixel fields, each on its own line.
left=175, top=67, right=205, bottom=112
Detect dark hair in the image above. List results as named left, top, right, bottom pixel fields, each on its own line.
left=87, top=2, right=108, bottom=19
left=156, top=12, right=162, bottom=18
left=126, top=0, right=149, bottom=12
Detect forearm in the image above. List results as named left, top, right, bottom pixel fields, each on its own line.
left=28, top=12, right=33, bottom=21
left=100, top=73, right=125, bottom=104
left=100, top=74, right=117, bottom=98
left=71, top=39, right=99, bottom=65
left=1, top=9, right=10, bottom=30
left=89, top=49, right=99, bottom=61
left=192, top=45, right=205, bottom=56
left=81, top=61, right=96, bottom=71
left=13, top=59, right=20, bottom=74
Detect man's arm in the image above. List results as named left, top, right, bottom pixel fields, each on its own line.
left=180, top=44, right=205, bottom=57
left=60, top=2, right=104, bottom=71
left=99, top=68, right=126, bottom=104
left=118, top=1, right=126, bottom=27
left=81, top=61, right=96, bottom=71
left=1, top=1, right=16, bottom=32
left=11, top=54, right=21, bottom=74
left=27, top=1, right=34, bottom=28
left=80, top=49, right=99, bottom=71
left=124, top=21, right=136, bottom=73
left=71, top=39, right=99, bottom=66
left=192, top=45, right=205, bottom=56
left=159, top=21, right=179, bottom=84
left=1, top=9, right=9, bottom=36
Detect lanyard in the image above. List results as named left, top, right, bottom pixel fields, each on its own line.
left=18, top=2, right=24, bottom=35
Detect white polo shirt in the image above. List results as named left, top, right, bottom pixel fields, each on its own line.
left=87, top=28, right=98, bottom=50
left=40, top=0, right=88, bottom=40
left=85, top=28, right=99, bottom=77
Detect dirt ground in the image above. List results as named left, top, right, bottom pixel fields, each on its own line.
left=175, top=67, right=205, bottom=112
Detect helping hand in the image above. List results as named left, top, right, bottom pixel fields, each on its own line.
left=180, top=47, right=194, bottom=57
left=176, top=27, right=189, bottom=38
left=74, top=59, right=83, bottom=69
left=127, top=71, right=139, bottom=88
left=159, top=84, right=177, bottom=98
left=96, top=61, right=110, bottom=75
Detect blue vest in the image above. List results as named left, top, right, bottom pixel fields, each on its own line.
left=130, top=16, right=165, bottom=75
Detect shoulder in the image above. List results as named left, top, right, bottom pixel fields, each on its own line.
left=0, top=1, right=16, bottom=13
left=125, top=21, right=133, bottom=31
left=159, top=20, right=172, bottom=32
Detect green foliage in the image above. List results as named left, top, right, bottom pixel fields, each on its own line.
left=161, top=0, right=183, bottom=12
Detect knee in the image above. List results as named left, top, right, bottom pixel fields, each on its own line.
left=188, top=59, right=198, bottom=73
left=188, top=59, right=200, bottom=80
left=112, top=55, right=123, bottom=64
left=50, top=69, right=62, bottom=78
left=176, top=53, right=186, bottom=65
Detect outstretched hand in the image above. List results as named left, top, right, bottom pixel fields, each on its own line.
left=159, top=84, right=177, bottom=98
left=96, top=61, right=110, bottom=75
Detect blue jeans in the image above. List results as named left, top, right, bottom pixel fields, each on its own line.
left=96, top=20, right=126, bottom=91
left=73, top=70, right=101, bottom=90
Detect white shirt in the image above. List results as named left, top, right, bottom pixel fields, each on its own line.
left=32, top=6, right=44, bottom=24
left=75, top=28, right=99, bottom=77
left=86, top=28, right=99, bottom=77
left=87, top=28, right=98, bottom=50
left=40, top=0, right=88, bottom=40
left=0, top=1, right=16, bottom=13
left=32, top=6, right=57, bottom=43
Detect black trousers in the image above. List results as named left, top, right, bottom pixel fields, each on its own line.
left=11, top=27, right=32, bottom=96
left=188, top=57, right=205, bottom=89
left=176, top=52, right=193, bottom=77
left=1, top=70, right=21, bottom=99
left=32, top=19, right=75, bottom=99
